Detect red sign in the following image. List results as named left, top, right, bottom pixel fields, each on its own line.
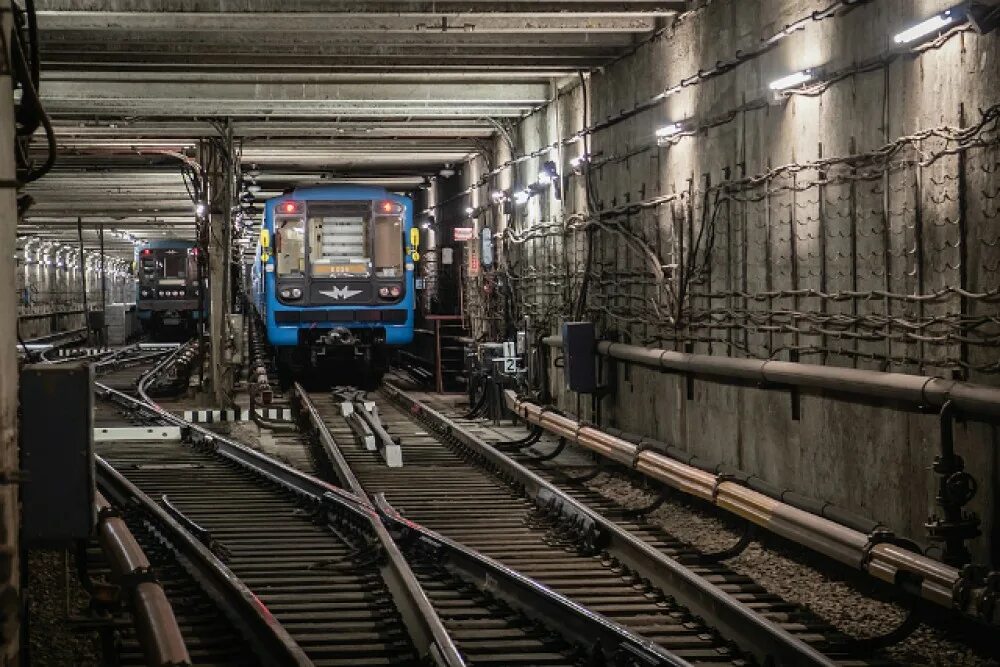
left=453, top=227, right=474, bottom=242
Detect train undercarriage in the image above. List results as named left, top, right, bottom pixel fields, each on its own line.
left=275, top=326, right=389, bottom=389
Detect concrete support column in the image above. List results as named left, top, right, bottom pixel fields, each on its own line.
left=200, top=126, right=236, bottom=406
left=0, top=3, right=19, bottom=660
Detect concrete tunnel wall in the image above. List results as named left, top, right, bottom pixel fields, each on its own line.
left=15, top=250, right=136, bottom=340
left=460, top=0, right=1000, bottom=564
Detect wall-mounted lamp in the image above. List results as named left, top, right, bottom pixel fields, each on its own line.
left=536, top=160, right=562, bottom=200
left=769, top=69, right=815, bottom=91
left=655, top=122, right=687, bottom=146
left=893, top=9, right=955, bottom=44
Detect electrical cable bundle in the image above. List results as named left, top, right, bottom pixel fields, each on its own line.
left=8, top=0, right=56, bottom=186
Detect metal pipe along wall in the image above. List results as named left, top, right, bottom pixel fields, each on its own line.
left=541, top=336, right=1000, bottom=421
left=504, top=390, right=995, bottom=623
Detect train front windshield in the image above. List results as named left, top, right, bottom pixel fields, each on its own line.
left=163, top=254, right=187, bottom=278
left=309, top=214, right=369, bottom=277
left=273, top=200, right=403, bottom=280
left=140, top=248, right=197, bottom=285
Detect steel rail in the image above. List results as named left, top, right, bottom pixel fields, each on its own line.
left=291, top=382, right=466, bottom=666
left=381, top=380, right=837, bottom=667
left=504, top=390, right=996, bottom=625
left=106, top=369, right=465, bottom=666
left=293, top=384, right=692, bottom=667
left=373, top=494, right=690, bottom=667
left=96, top=458, right=312, bottom=665
left=541, top=335, right=1000, bottom=421
left=94, top=491, right=192, bottom=667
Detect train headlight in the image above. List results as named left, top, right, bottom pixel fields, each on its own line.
left=389, top=286, right=402, bottom=298
left=291, top=288, right=302, bottom=298
left=379, top=287, right=390, bottom=298
left=141, top=289, right=149, bottom=297
left=280, top=288, right=291, bottom=299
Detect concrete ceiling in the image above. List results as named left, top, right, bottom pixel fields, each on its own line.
left=22, top=0, right=687, bottom=253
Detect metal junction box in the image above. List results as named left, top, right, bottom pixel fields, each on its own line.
left=561, top=321, right=597, bottom=394
left=20, top=362, right=95, bottom=544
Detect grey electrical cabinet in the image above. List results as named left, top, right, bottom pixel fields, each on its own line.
left=562, top=321, right=597, bottom=394
left=20, top=362, right=95, bottom=544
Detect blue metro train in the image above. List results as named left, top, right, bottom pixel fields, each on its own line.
left=251, top=185, right=417, bottom=385
left=136, top=239, right=202, bottom=335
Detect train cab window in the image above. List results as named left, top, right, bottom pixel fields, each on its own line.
left=308, top=215, right=370, bottom=277
left=275, top=218, right=305, bottom=276
left=372, top=216, right=403, bottom=278
left=162, top=253, right=186, bottom=279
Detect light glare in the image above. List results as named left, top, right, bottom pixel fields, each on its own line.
left=768, top=70, right=814, bottom=91
left=893, top=11, right=953, bottom=44
left=655, top=123, right=682, bottom=138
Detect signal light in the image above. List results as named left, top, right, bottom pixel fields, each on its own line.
left=379, top=200, right=401, bottom=214
left=279, top=201, right=302, bottom=214
left=141, top=248, right=152, bottom=256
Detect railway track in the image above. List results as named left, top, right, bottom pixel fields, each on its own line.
left=94, top=386, right=422, bottom=666
left=87, top=489, right=253, bottom=666
left=92, top=352, right=685, bottom=666
left=81, top=338, right=891, bottom=665
left=397, top=385, right=896, bottom=658
left=293, top=381, right=891, bottom=667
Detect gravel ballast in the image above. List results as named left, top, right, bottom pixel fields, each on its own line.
left=27, top=549, right=101, bottom=666
left=587, top=472, right=998, bottom=666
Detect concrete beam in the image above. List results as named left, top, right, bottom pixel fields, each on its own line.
left=52, top=120, right=496, bottom=139
left=39, top=78, right=548, bottom=119
left=40, top=48, right=610, bottom=70
left=38, top=11, right=660, bottom=33
left=34, top=2, right=685, bottom=15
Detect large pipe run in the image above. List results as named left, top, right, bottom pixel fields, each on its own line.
left=505, top=391, right=997, bottom=624
left=95, top=492, right=191, bottom=667
left=542, top=336, right=1000, bottom=421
